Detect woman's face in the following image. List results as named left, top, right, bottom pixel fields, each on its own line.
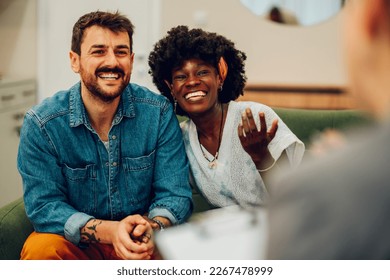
left=169, top=58, right=222, bottom=117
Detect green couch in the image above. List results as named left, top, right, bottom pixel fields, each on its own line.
left=0, top=107, right=372, bottom=260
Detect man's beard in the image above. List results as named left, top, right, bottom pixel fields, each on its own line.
left=80, top=66, right=128, bottom=103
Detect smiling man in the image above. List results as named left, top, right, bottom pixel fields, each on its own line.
left=17, top=11, right=192, bottom=260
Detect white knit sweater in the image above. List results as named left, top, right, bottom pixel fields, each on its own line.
left=180, top=101, right=305, bottom=208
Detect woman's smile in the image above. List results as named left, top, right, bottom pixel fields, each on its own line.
left=184, top=90, right=207, bottom=101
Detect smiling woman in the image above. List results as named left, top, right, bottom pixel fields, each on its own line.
left=148, top=25, right=305, bottom=210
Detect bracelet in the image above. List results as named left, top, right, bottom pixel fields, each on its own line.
left=257, top=159, right=276, bottom=172
left=152, top=218, right=166, bottom=231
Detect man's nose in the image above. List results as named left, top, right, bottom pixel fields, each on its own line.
left=105, top=49, right=120, bottom=66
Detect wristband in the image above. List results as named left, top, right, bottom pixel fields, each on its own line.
left=152, top=218, right=166, bottom=231
left=257, top=159, right=276, bottom=172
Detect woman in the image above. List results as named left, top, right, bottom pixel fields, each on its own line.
left=148, top=26, right=304, bottom=208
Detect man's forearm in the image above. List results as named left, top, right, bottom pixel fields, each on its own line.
left=80, top=219, right=117, bottom=244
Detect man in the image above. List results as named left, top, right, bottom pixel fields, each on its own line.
left=17, top=11, right=192, bottom=260
left=267, top=0, right=390, bottom=259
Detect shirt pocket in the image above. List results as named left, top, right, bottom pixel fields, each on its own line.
left=122, top=150, right=155, bottom=204
left=62, top=163, right=97, bottom=213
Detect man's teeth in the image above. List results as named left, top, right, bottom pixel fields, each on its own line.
left=99, top=73, right=119, bottom=80
left=185, top=91, right=206, bottom=100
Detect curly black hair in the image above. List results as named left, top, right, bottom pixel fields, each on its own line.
left=148, top=25, right=247, bottom=116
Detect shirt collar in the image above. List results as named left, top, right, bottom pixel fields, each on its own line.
left=69, top=82, right=135, bottom=128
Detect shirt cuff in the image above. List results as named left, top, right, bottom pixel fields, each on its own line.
left=148, top=208, right=177, bottom=225
left=64, top=212, right=94, bottom=245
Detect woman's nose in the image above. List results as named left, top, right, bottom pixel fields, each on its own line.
left=186, top=74, right=200, bottom=86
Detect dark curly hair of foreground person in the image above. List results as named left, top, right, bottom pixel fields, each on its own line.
left=148, top=25, right=247, bottom=116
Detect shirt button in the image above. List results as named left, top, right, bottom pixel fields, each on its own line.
left=105, top=162, right=109, bottom=166
left=112, top=135, right=117, bottom=140
left=112, top=162, right=118, bottom=167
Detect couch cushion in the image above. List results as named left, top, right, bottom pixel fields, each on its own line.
left=0, top=197, right=33, bottom=260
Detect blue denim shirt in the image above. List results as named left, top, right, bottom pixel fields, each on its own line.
left=17, top=82, right=193, bottom=244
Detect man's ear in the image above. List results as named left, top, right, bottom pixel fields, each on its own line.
left=69, top=51, right=80, bottom=73
left=364, top=0, right=388, bottom=38
left=129, top=53, right=135, bottom=75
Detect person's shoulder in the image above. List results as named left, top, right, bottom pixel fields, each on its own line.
left=127, top=83, right=173, bottom=115
left=179, top=118, right=191, bottom=131
left=28, top=86, right=73, bottom=122
left=179, top=119, right=192, bottom=142
left=271, top=125, right=383, bottom=196
left=128, top=83, right=169, bottom=105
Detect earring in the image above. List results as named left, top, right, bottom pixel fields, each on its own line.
left=219, top=84, right=223, bottom=92
left=173, top=98, right=177, bottom=113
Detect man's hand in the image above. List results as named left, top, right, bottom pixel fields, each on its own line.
left=113, top=215, right=154, bottom=260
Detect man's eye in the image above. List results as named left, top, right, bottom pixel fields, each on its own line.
left=116, top=50, right=129, bottom=56
left=92, top=50, right=105, bottom=55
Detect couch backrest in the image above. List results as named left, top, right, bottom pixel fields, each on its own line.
left=273, top=107, right=372, bottom=146
left=177, top=107, right=372, bottom=146
left=0, top=197, right=33, bottom=260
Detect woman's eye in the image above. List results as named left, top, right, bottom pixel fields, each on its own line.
left=198, top=70, right=209, bottom=76
left=173, top=75, right=186, bottom=81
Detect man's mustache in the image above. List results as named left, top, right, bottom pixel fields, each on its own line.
left=95, top=67, right=125, bottom=76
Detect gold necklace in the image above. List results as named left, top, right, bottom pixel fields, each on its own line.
left=198, top=105, right=224, bottom=169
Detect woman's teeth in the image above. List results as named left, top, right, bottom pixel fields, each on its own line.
left=184, top=91, right=206, bottom=100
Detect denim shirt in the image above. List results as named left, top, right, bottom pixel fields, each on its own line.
left=17, top=82, right=193, bottom=245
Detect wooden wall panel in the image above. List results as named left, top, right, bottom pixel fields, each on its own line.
left=239, top=84, right=357, bottom=110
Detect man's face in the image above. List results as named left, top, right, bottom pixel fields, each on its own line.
left=70, top=25, right=134, bottom=103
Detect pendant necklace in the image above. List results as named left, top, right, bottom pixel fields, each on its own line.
left=198, top=105, right=224, bottom=169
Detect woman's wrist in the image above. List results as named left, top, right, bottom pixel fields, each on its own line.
left=252, top=150, right=275, bottom=171
left=257, top=159, right=276, bottom=172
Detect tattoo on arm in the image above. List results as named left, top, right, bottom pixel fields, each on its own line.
left=80, top=219, right=102, bottom=243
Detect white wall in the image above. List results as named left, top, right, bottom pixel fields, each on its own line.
left=0, top=0, right=347, bottom=94
left=0, top=0, right=37, bottom=81
left=160, top=0, right=347, bottom=87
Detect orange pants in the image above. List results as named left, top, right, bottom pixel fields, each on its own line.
left=21, top=231, right=121, bottom=260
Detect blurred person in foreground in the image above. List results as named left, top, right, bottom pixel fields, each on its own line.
left=17, top=11, right=192, bottom=260
left=267, top=0, right=390, bottom=259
